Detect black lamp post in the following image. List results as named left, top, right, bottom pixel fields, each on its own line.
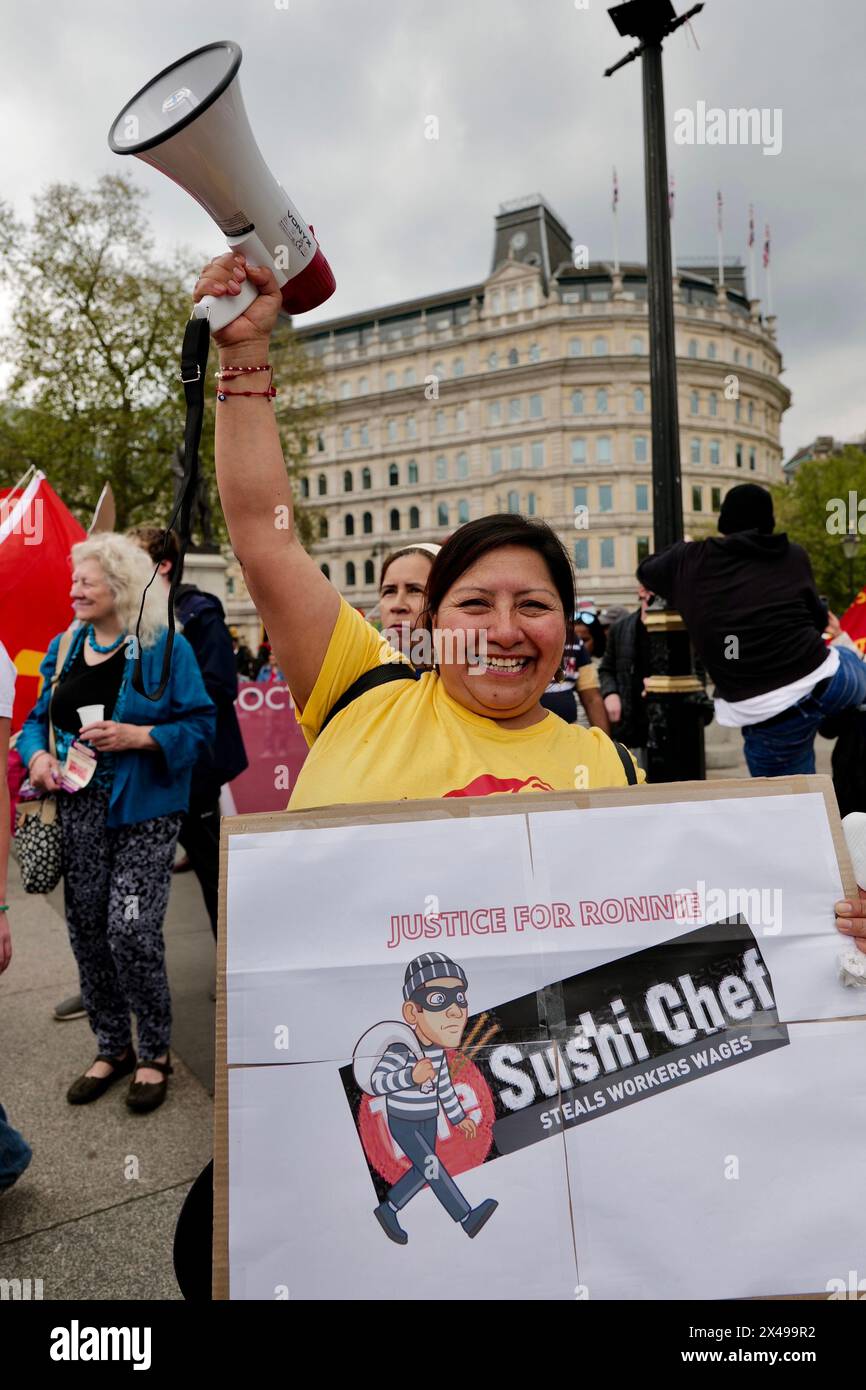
left=605, top=0, right=707, bottom=783
left=842, top=526, right=860, bottom=603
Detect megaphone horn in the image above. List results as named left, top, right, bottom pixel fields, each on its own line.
left=108, top=40, right=335, bottom=331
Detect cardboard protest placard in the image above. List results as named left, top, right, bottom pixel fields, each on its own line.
left=214, top=775, right=866, bottom=1301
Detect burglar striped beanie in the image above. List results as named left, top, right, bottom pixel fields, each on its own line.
left=403, top=952, right=468, bottom=1001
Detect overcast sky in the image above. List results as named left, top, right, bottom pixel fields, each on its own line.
left=3, top=0, right=864, bottom=457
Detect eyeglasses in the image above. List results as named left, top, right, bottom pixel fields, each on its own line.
left=574, top=610, right=597, bottom=625
left=410, top=985, right=468, bottom=1012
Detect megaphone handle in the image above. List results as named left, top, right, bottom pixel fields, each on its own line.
left=193, top=277, right=259, bottom=333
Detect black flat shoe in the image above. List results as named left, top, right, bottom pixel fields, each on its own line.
left=126, top=1054, right=173, bottom=1114
left=67, top=1049, right=136, bottom=1105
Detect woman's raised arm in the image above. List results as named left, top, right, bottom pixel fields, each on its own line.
left=194, top=252, right=340, bottom=710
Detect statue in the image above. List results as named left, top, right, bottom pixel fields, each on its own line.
left=171, top=443, right=217, bottom=551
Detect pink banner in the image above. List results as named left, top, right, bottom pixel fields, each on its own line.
left=227, top=681, right=309, bottom=814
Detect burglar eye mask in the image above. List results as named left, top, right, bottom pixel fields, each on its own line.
left=411, top=986, right=468, bottom=1012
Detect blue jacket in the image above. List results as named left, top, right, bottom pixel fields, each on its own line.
left=17, top=625, right=216, bottom=829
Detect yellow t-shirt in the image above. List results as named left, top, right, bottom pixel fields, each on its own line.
left=289, top=600, right=644, bottom=810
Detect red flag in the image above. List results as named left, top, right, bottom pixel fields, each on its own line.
left=748, top=204, right=755, bottom=247
left=763, top=224, right=771, bottom=268
left=0, top=472, right=86, bottom=731
left=840, top=588, right=866, bottom=656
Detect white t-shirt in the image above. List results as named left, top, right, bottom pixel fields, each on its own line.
left=0, top=640, right=16, bottom=720
left=713, top=647, right=839, bottom=728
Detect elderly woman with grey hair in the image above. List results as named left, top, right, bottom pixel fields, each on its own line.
left=17, top=533, right=215, bottom=1113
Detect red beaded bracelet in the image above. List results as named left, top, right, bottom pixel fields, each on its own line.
left=216, top=385, right=277, bottom=401
left=216, top=363, right=272, bottom=380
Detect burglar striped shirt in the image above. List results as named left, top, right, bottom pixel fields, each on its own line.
left=371, top=1042, right=466, bottom=1123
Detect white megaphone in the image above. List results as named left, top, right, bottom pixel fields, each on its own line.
left=108, top=40, right=335, bottom=331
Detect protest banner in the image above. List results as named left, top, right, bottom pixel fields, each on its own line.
left=227, top=681, right=308, bottom=814
left=214, top=776, right=866, bottom=1301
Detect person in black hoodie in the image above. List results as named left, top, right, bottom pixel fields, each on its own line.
left=637, top=483, right=866, bottom=777
left=131, top=528, right=248, bottom=936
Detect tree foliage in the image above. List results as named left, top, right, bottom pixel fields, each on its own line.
left=771, top=449, right=866, bottom=612
left=0, top=175, right=327, bottom=548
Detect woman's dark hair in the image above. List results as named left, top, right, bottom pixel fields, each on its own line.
left=421, top=514, right=575, bottom=629
left=575, top=614, right=606, bottom=660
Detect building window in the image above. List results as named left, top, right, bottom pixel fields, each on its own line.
left=344, top=513, right=355, bottom=536
left=571, top=389, right=584, bottom=415
left=321, top=563, right=330, bottom=579
left=596, top=388, right=608, bottom=413
left=458, top=499, right=470, bottom=523
left=319, top=516, right=328, bottom=539
left=708, top=392, right=718, bottom=417
left=317, top=473, right=327, bottom=496
left=409, top=506, right=420, bottom=529
left=403, top=367, right=416, bottom=387
left=507, top=490, right=519, bottom=514
left=634, top=436, right=648, bottom=463
left=362, top=511, right=373, bottom=534
left=707, top=342, right=717, bottom=360
left=733, top=348, right=740, bottom=365
left=528, top=342, right=541, bottom=363
left=531, top=441, right=545, bottom=469
left=688, top=339, right=698, bottom=358
left=573, top=485, right=588, bottom=509
left=340, top=380, right=352, bottom=399
left=389, top=508, right=400, bottom=532
left=385, top=371, right=397, bottom=390
left=437, top=501, right=449, bottom=526
left=387, top=419, right=398, bottom=443
left=435, top=409, right=446, bottom=434
left=574, top=538, right=589, bottom=569
left=748, top=400, right=754, bottom=424
left=346, top=561, right=356, bottom=586
left=453, top=357, right=464, bottom=377
left=406, top=416, right=417, bottom=439
left=691, top=439, right=701, bottom=465
left=456, top=406, right=466, bottom=431
left=358, top=376, right=369, bottom=395
left=597, top=436, right=611, bottom=464
left=317, top=434, right=325, bottom=452
left=571, top=438, right=587, bottom=465
left=300, top=476, right=310, bottom=499
left=593, top=336, right=608, bottom=356
left=389, top=463, right=399, bottom=486
left=735, top=400, right=742, bottom=421
left=342, top=426, right=352, bottom=449
left=736, top=444, right=743, bottom=468
left=568, top=338, right=583, bottom=357
left=435, top=456, right=447, bottom=481
left=359, top=424, right=370, bottom=447
left=600, top=538, right=615, bottom=569
left=710, top=440, right=720, bottom=466
left=508, top=347, right=519, bottom=366
left=746, top=352, right=753, bottom=368
left=509, top=397, right=522, bottom=422
left=456, top=452, right=469, bottom=479
left=598, top=484, right=613, bottom=512
left=364, top=559, right=375, bottom=584
left=749, top=448, right=756, bottom=471
left=342, top=469, right=353, bottom=493
left=487, top=351, right=499, bottom=370
left=636, top=483, right=649, bottom=512
left=711, top=487, right=722, bottom=511
left=529, top=393, right=543, bottom=419
left=490, top=291, right=502, bottom=315
left=488, top=400, right=502, bottom=426
left=432, top=362, right=444, bottom=380
left=636, top=535, right=650, bottom=564
left=507, top=288, right=519, bottom=312
left=631, top=336, right=644, bottom=354
left=490, top=447, right=502, bottom=474
left=690, top=390, right=699, bottom=415
left=633, top=388, right=645, bottom=412
left=691, top=486, right=703, bottom=512
left=408, top=461, right=418, bottom=484
left=509, top=445, right=523, bottom=470
left=362, top=466, right=372, bottom=489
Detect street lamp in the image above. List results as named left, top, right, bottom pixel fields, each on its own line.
left=605, top=0, right=707, bottom=783
left=842, top=526, right=860, bottom=602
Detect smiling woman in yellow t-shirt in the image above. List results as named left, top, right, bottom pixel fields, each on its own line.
left=193, top=252, right=645, bottom=805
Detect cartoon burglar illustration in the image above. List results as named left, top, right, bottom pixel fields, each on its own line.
left=362, top=952, right=498, bottom=1245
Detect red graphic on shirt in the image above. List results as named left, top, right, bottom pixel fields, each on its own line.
left=443, top=773, right=554, bottom=798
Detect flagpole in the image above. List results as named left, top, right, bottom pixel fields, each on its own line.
left=612, top=167, right=620, bottom=273
left=764, top=223, right=772, bottom=314
left=669, top=174, right=676, bottom=274
left=748, top=204, right=756, bottom=300
left=716, top=190, right=724, bottom=287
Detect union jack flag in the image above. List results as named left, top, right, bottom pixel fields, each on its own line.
left=763, top=224, right=770, bottom=268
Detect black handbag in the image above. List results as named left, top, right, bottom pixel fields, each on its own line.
left=15, top=626, right=76, bottom=893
